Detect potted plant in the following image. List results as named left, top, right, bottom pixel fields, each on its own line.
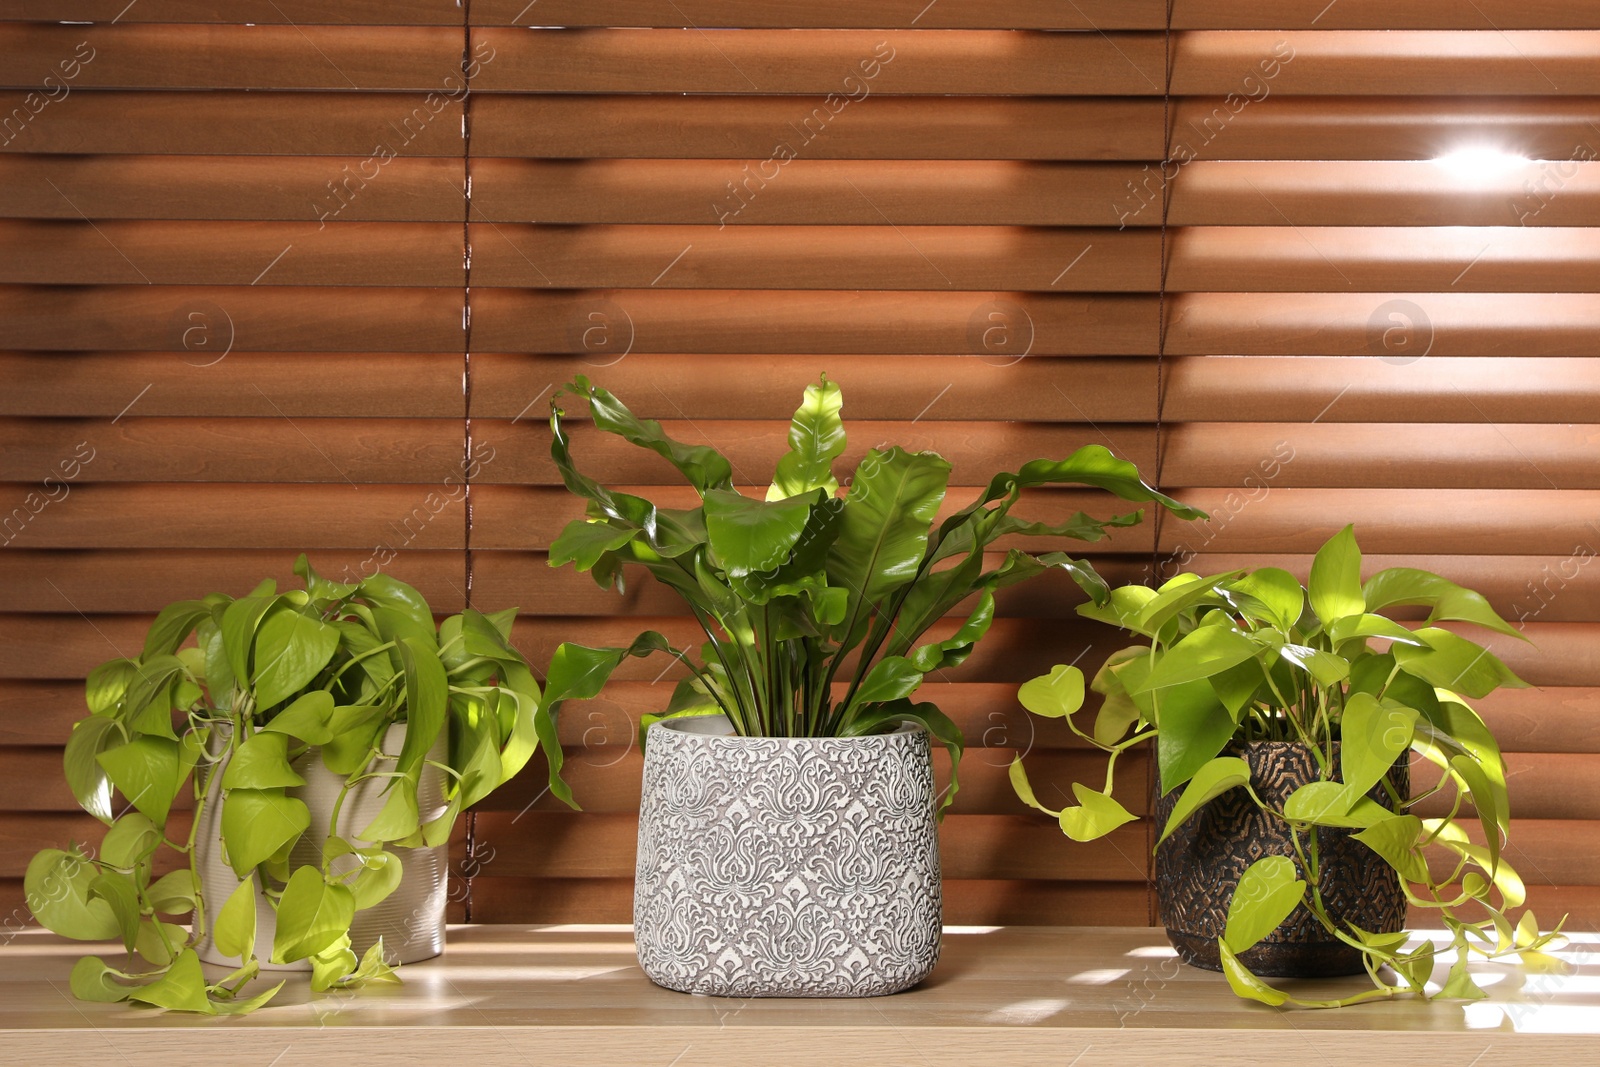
left=1010, top=526, right=1565, bottom=1006
left=24, top=557, right=594, bottom=1014
left=543, top=374, right=1201, bottom=997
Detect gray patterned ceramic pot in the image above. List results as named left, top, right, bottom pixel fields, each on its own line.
left=1154, top=740, right=1409, bottom=978
left=634, top=716, right=942, bottom=997
left=193, top=722, right=449, bottom=970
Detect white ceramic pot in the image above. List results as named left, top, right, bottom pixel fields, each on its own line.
left=634, top=716, right=942, bottom=997
left=193, top=722, right=449, bottom=970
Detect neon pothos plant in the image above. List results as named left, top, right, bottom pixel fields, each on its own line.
left=542, top=374, right=1201, bottom=809
left=1011, top=526, right=1565, bottom=1006
left=27, top=558, right=598, bottom=1014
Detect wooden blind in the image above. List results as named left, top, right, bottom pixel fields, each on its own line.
left=0, top=4, right=479, bottom=920
left=3, top=2, right=1597, bottom=932
left=1159, top=3, right=1600, bottom=929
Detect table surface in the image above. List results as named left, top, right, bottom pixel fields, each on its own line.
left=3, top=925, right=1597, bottom=1066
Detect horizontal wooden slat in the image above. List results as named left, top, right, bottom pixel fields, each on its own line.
left=1163, top=423, right=1600, bottom=489
left=1170, top=227, right=1600, bottom=293
left=0, top=286, right=463, bottom=351
left=471, top=1, right=1169, bottom=30
left=463, top=877, right=1151, bottom=926
left=471, top=290, right=1157, bottom=356
left=0, top=156, right=467, bottom=223
left=0, top=1, right=464, bottom=23
left=0, top=417, right=1152, bottom=488
left=0, top=93, right=466, bottom=155
left=471, top=29, right=1165, bottom=96
left=0, top=25, right=463, bottom=91
left=470, top=225, right=1155, bottom=292
left=1172, top=0, right=1600, bottom=30
left=471, top=96, right=1163, bottom=160
left=0, top=484, right=468, bottom=552
left=1175, top=32, right=1600, bottom=97
left=467, top=812, right=1151, bottom=881
left=1168, top=293, right=1600, bottom=356
left=1164, top=357, right=1600, bottom=424
left=471, top=355, right=1160, bottom=423
left=0, top=418, right=468, bottom=483
left=0, top=549, right=466, bottom=615
left=1171, top=97, right=1600, bottom=161
left=475, top=159, right=1151, bottom=227
left=1164, top=489, right=1600, bottom=558
left=0, top=221, right=462, bottom=287
left=1171, top=162, right=1600, bottom=228
left=0, top=353, right=465, bottom=418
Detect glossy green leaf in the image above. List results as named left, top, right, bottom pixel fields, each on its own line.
left=348, top=850, right=404, bottom=911
left=826, top=446, right=951, bottom=646
left=1451, top=753, right=1505, bottom=872
left=574, top=375, right=734, bottom=495
left=1275, top=644, right=1351, bottom=687
left=96, top=736, right=184, bottom=826
left=64, top=715, right=123, bottom=825
left=1364, top=567, right=1523, bottom=639
left=144, top=869, right=197, bottom=917
left=261, top=691, right=335, bottom=745
left=1156, top=756, right=1251, bottom=846
left=1353, top=815, right=1429, bottom=884
left=1224, top=856, right=1307, bottom=952
left=128, top=949, right=215, bottom=1014
left=1217, top=939, right=1290, bottom=1007
left=100, top=813, right=160, bottom=869
left=1152, top=679, right=1235, bottom=795
left=1229, top=567, right=1304, bottom=631
left=69, top=956, right=138, bottom=1003
left=1058, top=783, right=1138, bottom=842
left=1282, top=782, right=1390, bottom=829
left=252, top=608, right=339, bottom=710
left=212, top=876, right=259, bottom=962
left=704, top=487, right=818, bottom=578
left=768, top=375, right=845, bottom=501
left=85, top=658, right=138, bottom=715
left=396, top=635, right=449, bottom=778
left=549, top=518, right=640, bottom=574
left=356, top=573, right=436, bottom=641
left=133, top=918, right=185, bottom=967
left=1309, top=524, right=1365, bottom=624
left=141, top=600, right=211, bottom=659
left=1393, top=627, right=1527, bottom=699
left=220, top=731, right=306, bottom=791
left=309, top=935, right=359, bottom=993
left=358, top=777, right=420, bottom=843
left=1134, top=625, right=1260, bottom=692
left=1017, top=664, right=1086, bottom=720
left=1338, top=693, right=1415, bottom=800
left=1134, top=572, right=1240, bottom=637
left=272, top=865, right=356, bottom=964
left=1327, top=613, right=1431, bottom=648
left=1008, top=756, right=1059, bottom=816
left=849, top=656, right=925, bottom=707
left=220, top=788, right=310, bottom=877
left=24, top=847, right=118, bottom=940
left=88, top=871, right=141, bottom=951
left=220, top=584, right=278, bottom=688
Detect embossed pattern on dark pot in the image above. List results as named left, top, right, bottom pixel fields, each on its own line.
left=1154, top=740, right=1409, bottom=978
left=634, top=716, right=942, bottom=998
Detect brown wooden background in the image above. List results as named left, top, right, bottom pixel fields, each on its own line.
left=1, top=2, right=1596, bottom=931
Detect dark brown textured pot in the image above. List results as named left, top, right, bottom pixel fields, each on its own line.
left=1153, top=740, right=1409, bottom=978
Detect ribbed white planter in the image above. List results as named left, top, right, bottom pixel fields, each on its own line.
left=193, top=723, right=448, bottom=970
left=634, top=716, right=942, bottom=998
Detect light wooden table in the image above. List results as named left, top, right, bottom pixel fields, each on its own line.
left=3, top=925, right=1596, bottom=1066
